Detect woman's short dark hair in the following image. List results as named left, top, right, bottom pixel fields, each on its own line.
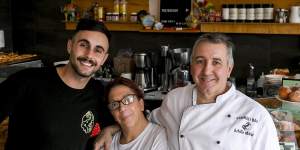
left=104, top=77, right=144, bottom=104
left=74, top=19, right=111, bottom=42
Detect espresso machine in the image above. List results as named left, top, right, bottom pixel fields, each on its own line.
left=169, top=48, right=191, bottom=89
left=159, top=46, right=191, bottom=92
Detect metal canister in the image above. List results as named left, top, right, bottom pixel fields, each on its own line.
left=275, top=8, right=288, bottom=23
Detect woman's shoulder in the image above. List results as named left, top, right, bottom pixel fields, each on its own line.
left=148, top=122, right=167, bottom=135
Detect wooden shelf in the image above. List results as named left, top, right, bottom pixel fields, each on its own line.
left=65, top=21, right=300, bottom=35
left=64, top=21, right=142, bottom=31
left=139, top=28, right=200, bottom=33
left=200, top=22, right=300, bottom=35
left=64, top=22, right=200, bottom=33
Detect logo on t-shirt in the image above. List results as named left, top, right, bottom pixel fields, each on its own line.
left=81, top=111, right=95, bottom=134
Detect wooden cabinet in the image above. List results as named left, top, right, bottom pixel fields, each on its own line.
left=65, top=0, right=300, bottom=35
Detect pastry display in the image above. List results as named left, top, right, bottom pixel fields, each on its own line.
left=0, top=52, right=37, bottom=64
left=278, top=86, right=300, bottom=102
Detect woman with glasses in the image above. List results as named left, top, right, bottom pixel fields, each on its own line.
left=104, top=77, right=168, bottom=150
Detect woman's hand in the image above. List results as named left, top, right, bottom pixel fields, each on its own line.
left=94, top=124, right=120, bottom=150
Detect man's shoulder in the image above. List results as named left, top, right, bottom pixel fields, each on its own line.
left=168, top=84, right=195, bottom=96
left=234, top=91, right=270, bottom=115
left=6, top=67, right=50, bottom=81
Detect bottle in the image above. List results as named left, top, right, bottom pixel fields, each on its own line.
left=237, top=4, right=246, bottom=22
left=256, top=72, right=265, bottom=97
left=263, top=4, right=274, bottom=22
left=113, top=0, right=120, bottom=13
left=246, top=63, right=256, bottom=97
left=254, top=4, right=264, bottom=22
left=222, top=4, right=230, bottom=22
left=229, top=4, right=238, bottom=22
left=93, top=2, right=99, bottom=21
left=120, top=0, right=127, bottom=14
left=246, top=4, right=255, bottom=22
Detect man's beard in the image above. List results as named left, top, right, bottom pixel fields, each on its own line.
left=71, top=56, right=99, bottom=78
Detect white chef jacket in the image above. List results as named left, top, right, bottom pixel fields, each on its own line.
left=150, top=84, right=280, bottom=150
left=110, top=122, right=168, bottom=150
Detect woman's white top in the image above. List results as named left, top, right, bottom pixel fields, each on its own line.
left=110, top=122, right=168, bottom=150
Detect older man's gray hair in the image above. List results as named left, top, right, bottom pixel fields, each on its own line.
left=191, top=33, right=235, bottom=66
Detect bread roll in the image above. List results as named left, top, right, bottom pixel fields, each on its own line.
left=289, top=90, right=300, bottom=102
left=279, top=86, right=292, bottom=100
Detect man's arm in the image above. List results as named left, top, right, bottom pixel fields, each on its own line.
left=0, top=75, right=19, bottom=123
left=253, top=113, right=280, bottom=150
left=93, top=124, right=120, bottom=150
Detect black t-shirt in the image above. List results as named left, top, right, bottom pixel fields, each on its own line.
left=0, top=67, right=114, bottom=150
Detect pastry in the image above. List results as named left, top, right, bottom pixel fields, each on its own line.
left=289, top=90, right=300, bottom=102
left=278, top=86, right=292, bottom=100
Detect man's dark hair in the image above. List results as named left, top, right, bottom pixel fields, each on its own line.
left=75, top=19, right=111, bottom=42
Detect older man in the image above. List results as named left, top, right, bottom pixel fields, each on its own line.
left=150, top=33, right=279, bottom=150
left=94, top=33, right=280, bottom=150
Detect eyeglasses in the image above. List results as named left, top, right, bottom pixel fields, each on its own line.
left=108, top=94, right=138, bottom=111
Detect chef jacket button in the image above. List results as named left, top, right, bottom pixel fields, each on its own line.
left=227, top=114, right=231, bottom=118
left=180, top=134, right=184, bottom=138
left=216, top=141, right=221, bottom=144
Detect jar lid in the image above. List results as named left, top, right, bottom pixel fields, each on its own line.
left=237, top=4, right=244, bottom=8
left=262, top=4, right=273, bottom=8
left=245, top=4, right=253, bottom=8
left=228, top=4, right=235, bottom=8
left=222, top=4, right=228, bottom=8
left=254, top=4, right=262, bottom=8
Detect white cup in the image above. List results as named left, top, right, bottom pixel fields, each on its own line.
left=290, top=6, right=300, bottom=23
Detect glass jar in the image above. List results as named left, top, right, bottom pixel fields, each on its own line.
left=112, top=12, right=119, bottom=21
left=120, top=12, right=127, bottom=22
left=106, top=12, right=112, bottom=21
left=130, top=12, right=138, bottom=22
